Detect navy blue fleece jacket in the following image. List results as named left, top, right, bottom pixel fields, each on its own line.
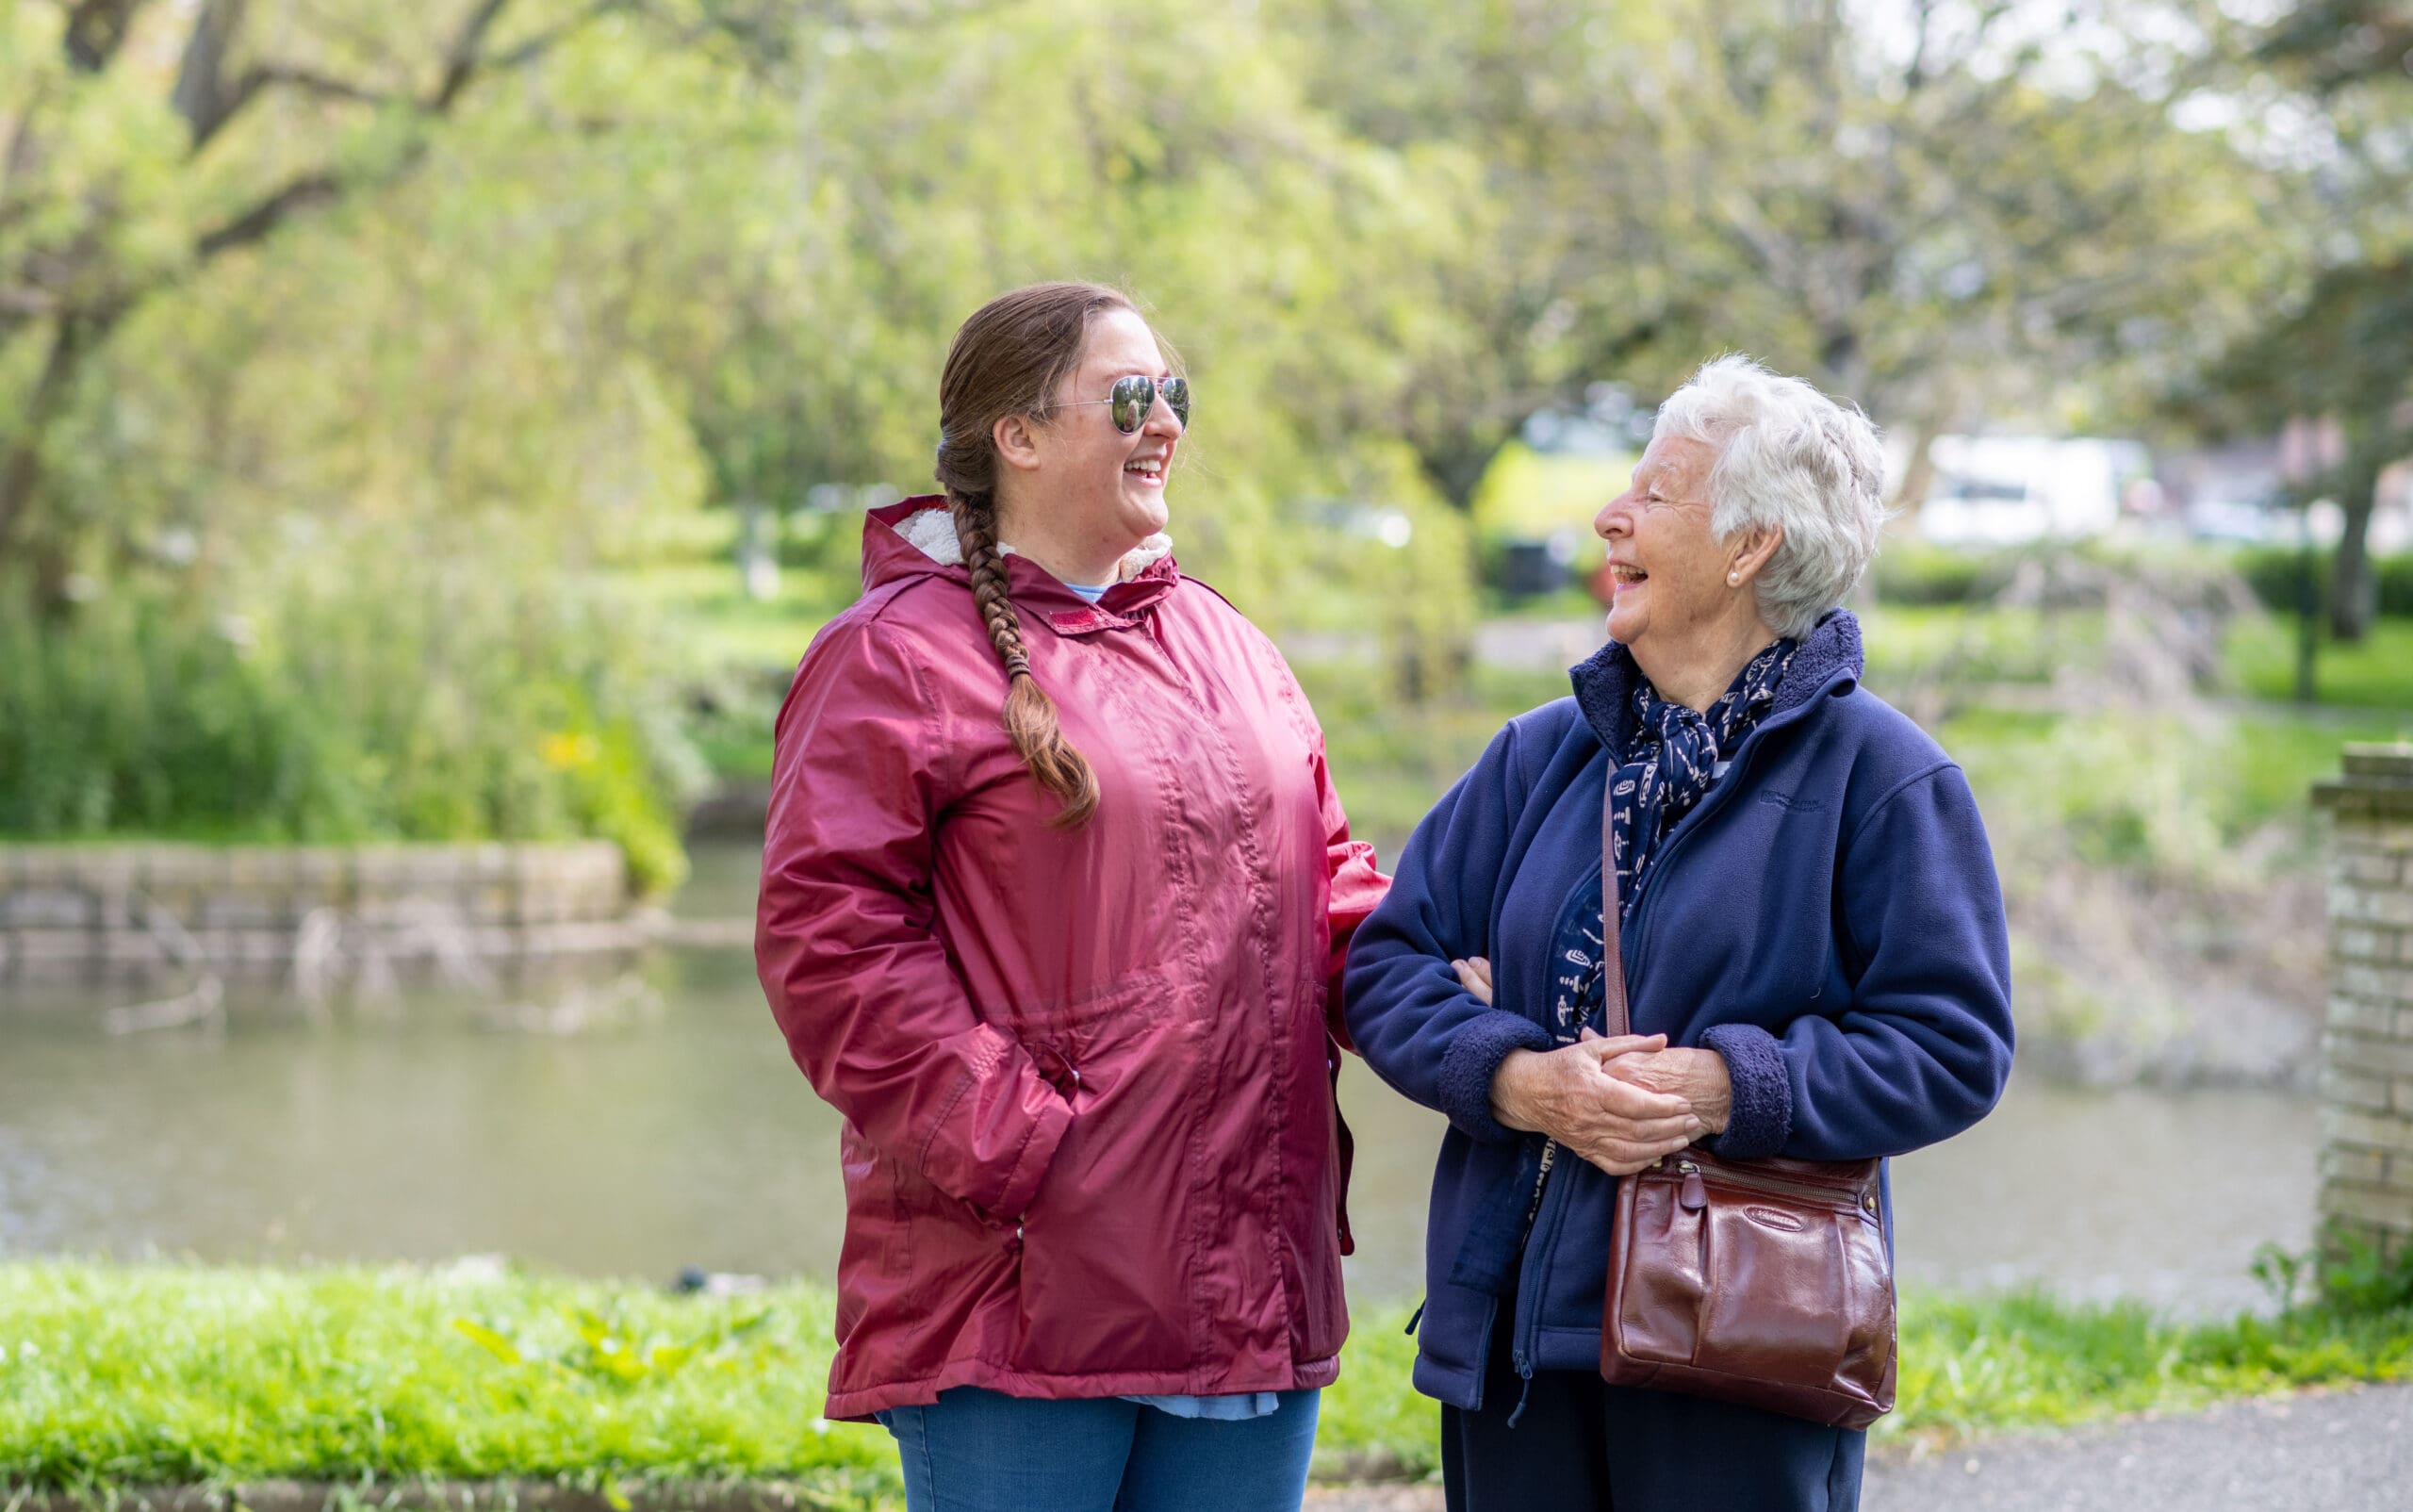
left=1343, top=609, right=2014, bottom=1410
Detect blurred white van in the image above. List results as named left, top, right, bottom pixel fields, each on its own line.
left=1915, top=436, right=2152, bottom=545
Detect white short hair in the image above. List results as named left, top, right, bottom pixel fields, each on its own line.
left=1652, top=354, right=1888, bottom=639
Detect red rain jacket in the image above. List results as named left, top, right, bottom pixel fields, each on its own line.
left=758, top=498, right=1388, bottom=1420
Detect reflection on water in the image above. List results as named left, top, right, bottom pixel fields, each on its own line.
left=1887, top=1075, right=2317, bottom=1314
left=0, top=845, right=2316, bottom=1315
left=1341, top=1065, right=2315, bottom=1316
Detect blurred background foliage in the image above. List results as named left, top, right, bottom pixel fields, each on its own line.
left=0, top=0, right=2406, bottom=927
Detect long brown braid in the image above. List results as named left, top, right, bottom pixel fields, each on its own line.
left=932, top=282, right=1149, bottom=828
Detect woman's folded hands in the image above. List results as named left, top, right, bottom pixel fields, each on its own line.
left=1453, top=955, right=1733, bottom=1175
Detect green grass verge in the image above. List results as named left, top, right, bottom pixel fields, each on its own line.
left=2224, top=615, right=2413, bottom=709
left=1892, top=1287, right=2413, bottom=1445
left=5, top=1264, right=2410, bottom=1498
left=0, top=1264, right=895, bottom=1503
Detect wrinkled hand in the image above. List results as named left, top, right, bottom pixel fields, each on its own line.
left=1454, top=956, right=1707, bottom=1175
left=1600, top=1043, right=1732, bottom=1137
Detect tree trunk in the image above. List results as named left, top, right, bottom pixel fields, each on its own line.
left=1417, top=434, right=1504, bottom=516
left=0, top=311, right=110, bottom=612
left=2329, top=474, right=2379, bottom=644
left=1889, top=421, right=1935, bottom=518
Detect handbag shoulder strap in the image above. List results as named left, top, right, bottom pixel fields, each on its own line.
left=1600, top=748, right=1631, bottom=1040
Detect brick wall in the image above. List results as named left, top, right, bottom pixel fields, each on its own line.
left=0, top=841, right=633, bottom=983
left=2313, top=744, right=2413, bottom=1260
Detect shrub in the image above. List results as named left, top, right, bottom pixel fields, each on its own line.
left=1868, top=540, right=2004, bottom=605
left=0, top=525, right=704, bottom=895
left=2229, top=546, right=2413, bottom=618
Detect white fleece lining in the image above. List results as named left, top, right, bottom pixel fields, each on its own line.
left=895, top=504, right=1173, bottom=583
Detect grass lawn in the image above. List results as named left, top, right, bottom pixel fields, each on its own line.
left=4, top=1263, right=2410, bottom=1501
left=2224, top=614, right=2413, bottom=710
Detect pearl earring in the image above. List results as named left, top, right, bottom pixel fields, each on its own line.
left=1727, top=571, right=1740, bottom=585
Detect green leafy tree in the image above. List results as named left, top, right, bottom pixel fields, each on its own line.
left=1285, top=0, right=2291, bottom=510
left=0, top=0, right=675, bottom=609
left=615, top=0, right=1487, bottom=656
left=2214, top=0, right=2413, bottom=640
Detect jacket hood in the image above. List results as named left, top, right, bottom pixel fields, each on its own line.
left=860, top=497, right=1182, bottom=623
left=1568, top=606, right=1864, bottom=755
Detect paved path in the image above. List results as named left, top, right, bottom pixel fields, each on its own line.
left=1861, top=1384, right=2413, bottom=1512
left=1303, top=1382, right=2413, bottom=1511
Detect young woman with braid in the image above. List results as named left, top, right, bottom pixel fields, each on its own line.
left=756, top=282, right=1387, bottom=1512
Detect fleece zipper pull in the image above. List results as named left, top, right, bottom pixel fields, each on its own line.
left=1504, top=1365, right=1537, bottom=1428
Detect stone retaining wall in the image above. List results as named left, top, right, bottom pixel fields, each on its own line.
left=0, top=841, right=634, bottom=982
left=2313, top=743, right=2413, bottom=1261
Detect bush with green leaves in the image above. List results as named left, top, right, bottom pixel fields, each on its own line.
left=1869, top=540, right=2005, bottom=605
left=0, top=526, right=704, bottom=895
left=2210, top=547, right=2413, bottom=619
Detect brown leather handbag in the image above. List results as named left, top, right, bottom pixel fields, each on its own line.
left=1594, top=775, right=1896, bottom=1430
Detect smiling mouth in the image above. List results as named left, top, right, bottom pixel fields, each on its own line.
left=1124, top=457, right=1166, bottom=484
left=1610, top=565, right=1647, bottom=585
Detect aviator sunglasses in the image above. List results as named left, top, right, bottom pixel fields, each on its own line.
left=1059, top=374, right=1191, bottom=435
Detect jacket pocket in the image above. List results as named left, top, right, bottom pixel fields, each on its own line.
left=1010, top=988, right=1196, bottom=1376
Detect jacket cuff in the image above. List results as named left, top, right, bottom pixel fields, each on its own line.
left=1436, top=1010, right=1554, bottom=1145
left=1699, top=1022, right=1791, bottom=1161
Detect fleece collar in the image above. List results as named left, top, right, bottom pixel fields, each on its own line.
left=859, top=496, right=1181, bottom=633
left=890, top=501, right=1174, bottom=582
left=1569, top=607, right=1864, bottom=757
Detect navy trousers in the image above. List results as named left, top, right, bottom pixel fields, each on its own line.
left=1441, top=1298, right=1863, bottom=1512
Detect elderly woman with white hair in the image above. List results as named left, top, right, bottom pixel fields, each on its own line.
left=1345, top=355, right=2014, bottom=1510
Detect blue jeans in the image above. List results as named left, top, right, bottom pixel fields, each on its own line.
left=878, top=1388, right=1321, bottom=1512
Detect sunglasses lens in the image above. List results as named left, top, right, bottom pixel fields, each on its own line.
left=1111, top=375, right=1152, bottom=434
left=1104, top=376, right=1189, bottom=432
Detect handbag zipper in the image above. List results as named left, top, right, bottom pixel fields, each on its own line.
left=1666, top=1156, right=1880, bottom=1216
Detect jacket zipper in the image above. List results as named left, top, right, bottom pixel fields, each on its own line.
left=1502, top=845, right=1609, bottom=1389
left=1505, top=1128, right=1578, bottom=1416
left=1520, top=1140, right=1558, bottom=1234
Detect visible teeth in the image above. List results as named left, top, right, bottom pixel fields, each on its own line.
left=1125, top=459, right=1163, bottom=475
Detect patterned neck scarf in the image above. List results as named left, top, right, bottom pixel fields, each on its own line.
left=1544, top=637, right=1796, bottom=1043
left=1606, top=636, right=1797, bottom=923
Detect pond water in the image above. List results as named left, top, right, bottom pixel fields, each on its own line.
left=0, top=844, right=2316, bottom=1317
